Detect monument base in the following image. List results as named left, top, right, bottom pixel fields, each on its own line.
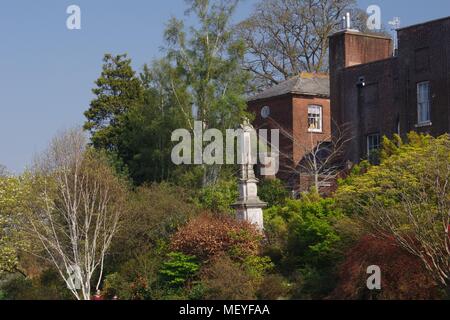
left=233, top=199, right=266, bottom=231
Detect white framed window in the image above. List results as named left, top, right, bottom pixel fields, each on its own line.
left=417, top=81, right=431, bottom=125
left=367, top=133, right=381, bottom=159
left=308, top=105, right=323, bottom=132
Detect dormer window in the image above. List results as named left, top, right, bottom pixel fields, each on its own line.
left=308, top=105, right=323, bottom=133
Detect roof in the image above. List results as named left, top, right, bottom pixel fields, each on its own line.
left=397, top=16, right=450, bottom=31
left=329, top=29, right=392, bottom=40
left=248, top=73, right=330, bottom=102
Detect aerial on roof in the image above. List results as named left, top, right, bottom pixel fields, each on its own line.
left=248, top=73, right=330, bottom=101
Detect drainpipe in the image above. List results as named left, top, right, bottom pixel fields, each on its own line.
left=357, top=77, right=366, bottom=160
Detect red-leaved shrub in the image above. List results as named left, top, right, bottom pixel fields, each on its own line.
left=170, top=213, right=262, bottom=261
left=330, top=235, right=442, bottom=300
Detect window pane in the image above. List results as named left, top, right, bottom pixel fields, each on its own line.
left=367, top=133, right=381, bottom=164
left=308, top=105, right=322, bottom=131
left=417, top=82, right=430, bottom=123
left=308, top=106, right=320, bottom=115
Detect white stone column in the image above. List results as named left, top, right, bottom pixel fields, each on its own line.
left=232, top=121, right=267, bottom=231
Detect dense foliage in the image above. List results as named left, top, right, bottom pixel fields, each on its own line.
left=170, top=213, right=262, bottom=262
left=84, top=54, right=144, bottom=152
left=1, top=0, right=449, bottom=301
left=336, top=133, right=450, bottom=288
left=258, top=179, right=290, bottom=207
left=331, top=236, right=443, bottom=300
left=264, top=194, right=344, bottom=298
left=159, top=252, right=200, bottom=288
left=0, top=177, right=25, bottom=275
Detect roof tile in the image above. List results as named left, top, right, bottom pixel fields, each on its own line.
left=248, top=73, right=330, bottom=101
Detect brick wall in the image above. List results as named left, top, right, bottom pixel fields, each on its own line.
left=397, top=17, right=450, bottom=136
left=248, top=95, right=295, bottom=185
left=330, top=17, right=450, bottom=164
left=249, top=93, right=331, bottom=191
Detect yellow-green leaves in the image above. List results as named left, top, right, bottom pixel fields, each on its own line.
left=0, top=176, right=24, bottom=274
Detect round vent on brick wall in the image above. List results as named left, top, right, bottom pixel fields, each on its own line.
left=261, top=106, right=271, bottom=119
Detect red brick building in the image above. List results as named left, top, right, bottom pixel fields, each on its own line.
left=329, top=16, right=450, bottom=164
left=248, top=16, right=449, bottom=192
left=248, top=73, right=331, bottom=192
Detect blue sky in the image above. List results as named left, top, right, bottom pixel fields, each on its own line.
left=0, top=0, right=449, bottom=173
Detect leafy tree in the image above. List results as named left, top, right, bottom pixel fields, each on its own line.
left=84, top=54, right=187, bottom=185
left=286, top=198, right=341, bottom=267
left=242, top=255, right=274, bottom=282
left=84, top=54, right=144, bottom=152
left=164, top=0, right=250, bottom=131
left=336, top=133, right=450, bottom=290
left=164, top=0, right=251, bottom=186
left=117, top=61, right=187, bottom=184
left=199, top=253, right=273, bottom=300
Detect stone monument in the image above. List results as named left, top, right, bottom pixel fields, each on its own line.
left=232, top=121, right=267, bottom=231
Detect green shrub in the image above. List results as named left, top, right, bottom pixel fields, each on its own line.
left=103, top=251, right=163, bottom=300
left=197, top=179, right=238, bottom=214
left=257, top=274, right=290, bottom=300
left=264, top=196, right=344, bottom=299
left=1, top=276, right=33, bottom=300
left=200, top=255, right=257, bottom=300
left=109, top=183, right=199, bottom=269
left=335, top=133, right=450, bottom=289
left=242, top=256, right=274, bottom=281
left=159, top=252, right=200, bottom=288
left=291, top=266, right=337, bottom=300
left=258, top=179, right=290, bottom=208
left=265, top=197, right=342, bottom=268
left=0, top=270, right=72, bottom=300
left=188, top=282, right=207, bottom=300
